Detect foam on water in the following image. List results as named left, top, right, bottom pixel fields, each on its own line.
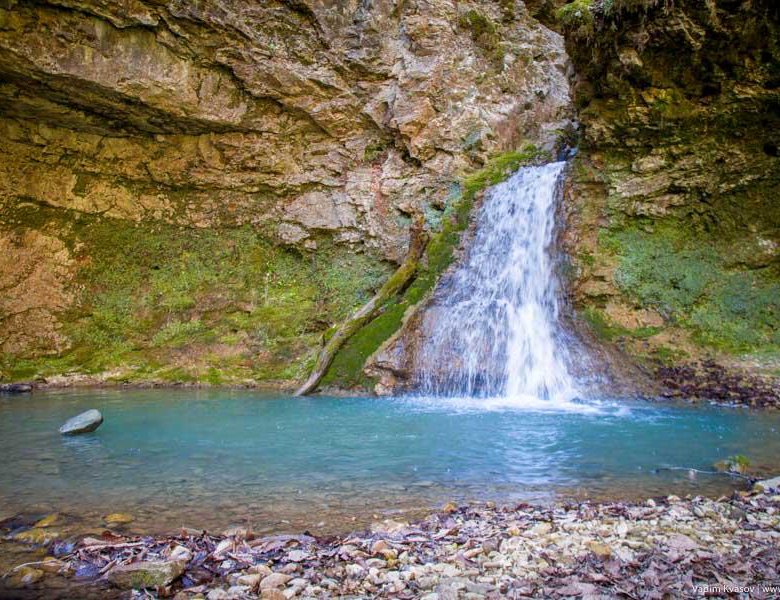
left=415, top=162, right=580, bottom=406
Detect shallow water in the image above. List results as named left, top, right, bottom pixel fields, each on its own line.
left=1, top=389, right=779, bottom=535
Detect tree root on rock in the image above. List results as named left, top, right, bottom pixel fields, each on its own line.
left=295, top=214, right=429, bottom=396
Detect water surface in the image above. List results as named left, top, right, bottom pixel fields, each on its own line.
left=1, top=389, right=778, bottom=534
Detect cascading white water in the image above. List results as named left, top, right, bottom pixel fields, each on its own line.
left=415, top=162, right=579, bottom=404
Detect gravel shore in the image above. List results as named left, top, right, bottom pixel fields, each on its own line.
left=5, top=487, right=779, bottom=599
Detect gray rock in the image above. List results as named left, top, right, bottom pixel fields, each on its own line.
left=59, top=409, right=103, bottom=435
left=754, top=475, right=780, bottom=493
left=0, top=383, right=33, bottom=393
left=107, top=560, right=185, bottom=589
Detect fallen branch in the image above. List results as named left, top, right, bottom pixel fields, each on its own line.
left=295, top=214, right=429, bottom=396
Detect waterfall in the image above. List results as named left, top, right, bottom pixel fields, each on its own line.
left=414, top=162, right=579, bottom=404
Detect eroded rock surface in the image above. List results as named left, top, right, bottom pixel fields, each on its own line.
left=0, top=0, right=573, bottom=385
left=560, top=0, right=780, bottom=384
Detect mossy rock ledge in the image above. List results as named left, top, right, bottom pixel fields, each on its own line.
left=559, top=0, right=780, bottom=392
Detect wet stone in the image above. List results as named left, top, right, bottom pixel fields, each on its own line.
left=59, top=409, right=103, bottom=435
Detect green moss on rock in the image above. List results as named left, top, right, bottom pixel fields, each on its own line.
left=556, top=0, right=594, bottom=37
left=322, top=147, right=548, bottom=390
left=604, top=224, right=780, bottom=353
left=0, top=204, right=391, bottom=385
left=458, top=9, right=505, bottom=67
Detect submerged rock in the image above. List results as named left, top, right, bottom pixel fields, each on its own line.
left=58, top=409, right=103, bottom=435
left=13, top=527, right=60, bottom=545
left=33, top=513, right=60, bottom=528
left=107, top=560, right=185, bottom=589
left=103, top=512, right=133, bottom=525
left=7, top=566, right=44, bottom=588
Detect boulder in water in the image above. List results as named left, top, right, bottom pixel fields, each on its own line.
left=59, top=409, right=103, bottom=435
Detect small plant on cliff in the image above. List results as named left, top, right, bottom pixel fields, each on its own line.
left=601, top=0, right=663, bottom=16
left=556, top=0, right=595, bottom=37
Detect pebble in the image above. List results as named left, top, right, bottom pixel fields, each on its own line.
left=260, top=573, right=291, bottom=590
left=107, top=559, right=185, bottom=589
left=586, top=541, right=612, bottom=558
left=247, top=564, right=273, bottom=577
left=236, top=573, right=261, bottom=587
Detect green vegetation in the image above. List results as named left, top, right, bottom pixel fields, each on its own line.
left=601, top=224, right=780, bottom=354
left=582, top=307, right=661, bottom=342
left=296, top=216, right=427, bottom=395
left=601, top=0, right=661, bottom=15
left=363, top=140, right=388, bottom=163
left=1, top=205, right=391, bottom=384
left=323, top=146, right=547, bottom=389
left=556, top=0, right=594, bottom=37
left=462, top=145, right=549, bottom=200
left=715, top=454, right=751, bottom=474
left=557, top=0, right=662, bottom=36
left=458, top=9, right=505, bottom=67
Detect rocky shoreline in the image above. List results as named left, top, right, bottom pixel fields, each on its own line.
left=658, top=361, right=780, bottom=410
left=4, top=374, right=780, bottom=410
left=3, top=485, right=780, bottom=599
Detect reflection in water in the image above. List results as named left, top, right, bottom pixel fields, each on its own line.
left=1, top=389, right=779, bottom=534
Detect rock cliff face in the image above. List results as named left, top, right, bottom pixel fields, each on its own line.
left=559, top=0, right=780, bottom=388
left=4, top=0, right=777, bottom=394
left=0, top=0, right=572, bottom=386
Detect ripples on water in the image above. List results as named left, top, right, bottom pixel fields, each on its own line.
left=1, top=389, right=779, bottom=535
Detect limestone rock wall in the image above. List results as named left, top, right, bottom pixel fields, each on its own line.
left=0, top=0, right=573, bottom=385
left=561, top=0, right=780, bottom=381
